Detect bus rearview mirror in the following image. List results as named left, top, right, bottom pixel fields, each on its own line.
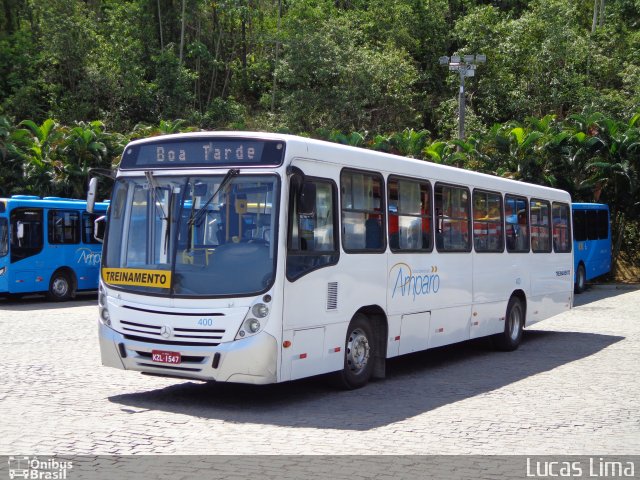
left=87, top=177, right=98, bottom=214
left=94, top=215, right=106, bottom=243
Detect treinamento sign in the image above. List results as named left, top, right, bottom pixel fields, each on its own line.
left=101, top=268, right=171, bottom=288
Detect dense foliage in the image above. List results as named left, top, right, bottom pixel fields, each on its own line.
left=0, top=0, right=639, bottom=271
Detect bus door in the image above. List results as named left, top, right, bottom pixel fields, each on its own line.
left=9, top=208, right=45, bottom=293
left=283, top=172, right=341, bottom=381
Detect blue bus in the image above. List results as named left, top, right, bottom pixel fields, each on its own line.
left=572, top=203, right=611, bottom=293
left=0, top=195, right=108, bottom=300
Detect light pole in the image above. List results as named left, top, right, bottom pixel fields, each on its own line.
left=439, top=54, right=486, bottom=143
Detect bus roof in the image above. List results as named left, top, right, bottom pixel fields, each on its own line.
left=122, top=131, right=571, bottom=202
left=0, top=195, right=109, bottom=211
left=572, top=203, right=609, bottom=210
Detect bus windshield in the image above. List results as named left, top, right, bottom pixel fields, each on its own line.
left=0, top=217, right=8, bottom=257
left=103, top=173, right=279, bottom=297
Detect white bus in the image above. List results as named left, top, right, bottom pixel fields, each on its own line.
left=92, top=132, right=573, bottom=389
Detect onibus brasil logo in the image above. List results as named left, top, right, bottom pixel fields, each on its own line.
left=390, top=262, right=440, bottom=301
left=8, top=457, right=73, bottom=479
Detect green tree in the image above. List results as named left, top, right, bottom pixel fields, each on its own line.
left=276, top=13, right=419, bottom=132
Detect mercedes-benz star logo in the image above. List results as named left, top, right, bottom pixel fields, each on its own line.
left=160, top=325, right=172, bottom=338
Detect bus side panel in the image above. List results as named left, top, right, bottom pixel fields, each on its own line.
left=590, top=238, right=612, bottom=280
left=9, top=257, right=47, bottom=294
left=387, top=251, right=471, bottom=351
left=528, top=249, right=571, bottom=324
left=472, top=251, right=513, bottom=338
left=73, top=244, right=103, bottom=290
left=281, top=265, right=347, bottom=382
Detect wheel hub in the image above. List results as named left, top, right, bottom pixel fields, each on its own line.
left=347, top=328, right=370, bottom=374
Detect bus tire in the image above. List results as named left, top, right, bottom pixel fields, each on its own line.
left=47, top=270, right=75, bottom=301
left=336, top=313, right=376, bottom=390
left=575, top=263, right=586, bottom=294
left=493, top=296, right=524, bottom=351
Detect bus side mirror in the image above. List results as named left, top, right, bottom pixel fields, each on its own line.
left=94, top=215, right=106, bottom=243
left=87, top=177, right=98, bottom=214
left=298, top=182, right=317, bottom=216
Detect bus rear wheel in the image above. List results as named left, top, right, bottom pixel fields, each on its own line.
left=493, top=296, right=524, bottom=351
left=47, top=270, right=75, bottom=301
left=575, top=263, right=586, bottom=294
left=336, top=313, right=375, bottom=389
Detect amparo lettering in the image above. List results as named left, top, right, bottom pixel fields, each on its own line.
left=391, top=265, right=440, bottom=300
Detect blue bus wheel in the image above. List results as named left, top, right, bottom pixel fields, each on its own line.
left=47, top=271, right=74, bottom=301
left=575, top=264, right=586, bottom=294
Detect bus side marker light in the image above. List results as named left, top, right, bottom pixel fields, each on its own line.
left=283, top=341, right=291, bottom=348
left=299, top=353, right=307, bottom=359
left=394, top=336, right=400, bottom=341
left=472, top=321, right=479, bottom=326
left=36, top=276, right=43, bottom=282
left=436, top=327, right=444, bottom=333
left=329, top=347, right=341, bottom=353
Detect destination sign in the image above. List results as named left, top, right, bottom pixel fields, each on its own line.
left=120, top=138, right=286, bottom=169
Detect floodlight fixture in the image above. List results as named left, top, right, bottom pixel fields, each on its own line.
left=438, top=53, right=487, bottom=144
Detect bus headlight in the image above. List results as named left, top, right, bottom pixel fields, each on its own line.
left=235, top=301, right=271, bottom=340
left=252, top=303, right=269, bottom=318
left=247, top=318, right=261, bottom=333
left=98, top=285, right=106, bottom=307
left=236, top=317, right=261, bottom=339
left=100, top=306, right=111, bottom=326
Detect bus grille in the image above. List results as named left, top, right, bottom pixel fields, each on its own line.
left=118, top=319, right=221, bottom=346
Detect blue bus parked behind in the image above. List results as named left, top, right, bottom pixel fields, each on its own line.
left=0, top=195, right=108, bottom=300
left=572, top=203, right=611, bottom=293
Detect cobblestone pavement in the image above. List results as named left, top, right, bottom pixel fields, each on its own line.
left=1, top=287, right=638, bottom=456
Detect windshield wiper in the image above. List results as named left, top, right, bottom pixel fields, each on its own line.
left=145, top=171, right=173, bottom=255
left=188, top=168, right=240, bottom=228
left=145, top=171, right=169, bottom=221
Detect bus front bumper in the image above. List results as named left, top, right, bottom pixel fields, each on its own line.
left=99, top=322, right=278, bottom=385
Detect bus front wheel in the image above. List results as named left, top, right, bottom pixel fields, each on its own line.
left=493, top=296, right=524, bottom=351
left=575, top=264, right=587, bottom=294
left=47, top=270, right=75, bottom=301
left=336, top=314, right=376, bottom=389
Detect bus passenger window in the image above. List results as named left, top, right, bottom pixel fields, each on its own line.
left=505, top=195, right=529, bottom=253
left=472, top=190, right=503, bottom=252
left=388, top=177, right=432, bottom=252
left=48, top=210, right=80, bottom=244
left=552, top=202, right=571, bottom=252
left=530, top=199, right=551, bottom=253
left=434, top=183, right=471, bottom=252
left=341, top=170, right=385, bottom=252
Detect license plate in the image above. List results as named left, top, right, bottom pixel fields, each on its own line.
left=151, top=350, right=181, bottom=364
